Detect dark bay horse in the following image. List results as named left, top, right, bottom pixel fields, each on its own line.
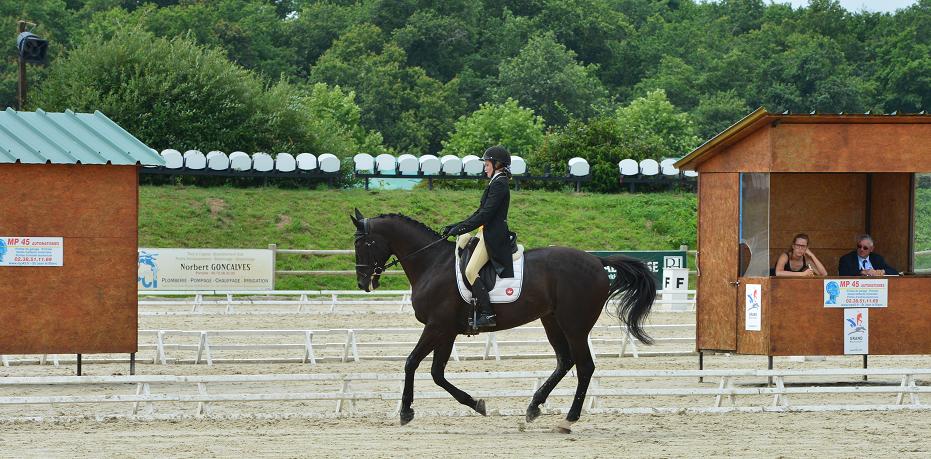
left=351, top=210, right=655, bottom=432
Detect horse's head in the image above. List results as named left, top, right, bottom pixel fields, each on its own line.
left=351, top=208, right=392, bottom=292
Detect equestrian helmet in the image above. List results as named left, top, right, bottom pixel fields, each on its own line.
left=481, top=145, right=511, bottom=167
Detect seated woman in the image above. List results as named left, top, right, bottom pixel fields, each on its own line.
left=774, top=233, right=828, bottom=277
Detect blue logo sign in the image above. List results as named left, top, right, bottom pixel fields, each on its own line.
left=846, top=311, right=867, bottom=335
left=825, top=281, right=840, bottom=305
left=0, top=239, right=6, bottom=263
left=138, top=250, right=159, bottom=288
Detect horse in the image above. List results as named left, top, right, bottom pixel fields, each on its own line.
left=351, top=209, right=656, bottom=433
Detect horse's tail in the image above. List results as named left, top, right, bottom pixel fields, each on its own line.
left=601, top=255, right=656, bottom=345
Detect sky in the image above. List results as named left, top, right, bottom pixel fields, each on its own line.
left=776, top=0, right=918, bottom=13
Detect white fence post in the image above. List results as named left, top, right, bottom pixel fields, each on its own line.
left=303, top=331, right=316, bottom=365
left=197, top=382, right=209, bottom=415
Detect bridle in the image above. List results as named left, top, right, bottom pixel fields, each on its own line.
left=354, top=218, right=447, bottom=279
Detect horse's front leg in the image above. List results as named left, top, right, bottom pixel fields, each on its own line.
left=400, top=327, right=443, bottom=425
left=431, top=337, right=486, bottom=416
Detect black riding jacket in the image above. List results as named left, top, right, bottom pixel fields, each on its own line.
left=450, top=172, right=514, bottom=278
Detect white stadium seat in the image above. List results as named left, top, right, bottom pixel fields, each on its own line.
left=510, top=156, right=527, bottom=175
left=353, top=153, right=374, bottom=172
left=160, top=149, right=183, bottom=169
left=206, top=151, right=229, bottom=171
left=683, top=170, right=698, bottom=177
left=639, top=159, right=659, bottom=176
left=375, top=153, right=396, bottom=173
left=252, top=152, right=274, bottom=172
left=419, top=155, right=441, bottom=175
left=228, top=151, right=251, bottom=171
left=397, top=154, right=419, bottom=175
left=296, top=153, right=317, bottom=171
left=660, top=158, right=679, bottom=176
left=568, top=157, right=590, bottom=176
left=275, top=152, right=296, bottom=172
left=462, top=155, right=483, bottom=174
left=618, top=159, right=639, bottom=176
left=183, top=150, right=206, bottom=169
left=440, top=155, right=462, bottom=174
left=318, top=153, right=340, bottom=173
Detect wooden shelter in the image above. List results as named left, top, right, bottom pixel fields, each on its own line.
left=0, top=108, right=163, bottom=363
left=675, top=108, right=931, bottom=357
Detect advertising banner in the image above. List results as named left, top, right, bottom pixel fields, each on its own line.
left=745, top=283, right=762, bottom=331
left=844, top=308, right=869, bottom=354
left=138, top=248, right=274, bottom=290
left=591, top=250, right=688, bottom=284
left=823, top=278, right=888, bottom=308
left=0, top=237, right=63, bottom=266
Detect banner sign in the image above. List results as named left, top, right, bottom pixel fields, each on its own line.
left=745, top=283, right=762, bottom=331
left=591, top=251, right=688, bottom=284
left=0, top=237, right=63, bottom=266
left=138, top=248, right=274, bottom=291
left=823, top=279, right=888, bottom=308
left=844, top=308, right=869, bottom=354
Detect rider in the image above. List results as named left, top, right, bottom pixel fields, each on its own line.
left=442, top=145, right=515, bottom=329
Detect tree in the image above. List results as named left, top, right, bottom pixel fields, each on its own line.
left=1, top=0, right=74, bottom=108
left=310, top=23, right=464, bottom=154
left=691, top=90, right=750, bottom=139
left=31, top=27, right=316, bottom=153
left=491, top=32, right=610, bottom=126
left=614, top=89, right=701, bottom=160
left=440, top=98, right=545, bottom=158
left=77, top=0, right=298, bottom=80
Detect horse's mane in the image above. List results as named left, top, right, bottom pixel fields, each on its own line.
left=374, top=213, right=442, bottom=237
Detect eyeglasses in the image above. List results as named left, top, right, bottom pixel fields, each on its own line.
left=858, top=244, right=872, bottom=250
left=792, top=243, right=807, bottom=248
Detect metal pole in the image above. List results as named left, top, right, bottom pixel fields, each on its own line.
left=77, top=354, right=82, bottom=376
left=698, top=350, right=703, bottom=383
left=863, top=354, right=868, bottom=381
left=17, top=21, right=27, bottom=111
left=130, top=352, right=136, bottom=375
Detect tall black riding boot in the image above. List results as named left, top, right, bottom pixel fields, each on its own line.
left=470, top=279, right=496, bottom=329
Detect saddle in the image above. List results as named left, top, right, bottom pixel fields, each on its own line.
left=454, top=234, right=525, bottom=304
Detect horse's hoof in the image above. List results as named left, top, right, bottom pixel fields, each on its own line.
left=474, top=399, right=487, bottom=416
left=555, top=419, right=574, bottom=434
left=526, top=405, right=541, bottom=423
left=400, top=408, right=415, bottom=426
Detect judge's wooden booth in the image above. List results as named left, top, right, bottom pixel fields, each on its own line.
left=0, top=109, right=163, bottom=374
left=675, top=108, right=931, bottom=362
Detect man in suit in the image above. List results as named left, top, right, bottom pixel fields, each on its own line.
left=443, top=146, right=514, bottom=329
left=838, top=234, right=897, bottom=276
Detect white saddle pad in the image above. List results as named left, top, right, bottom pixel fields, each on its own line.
left=455, top=243, right=525, bottom=304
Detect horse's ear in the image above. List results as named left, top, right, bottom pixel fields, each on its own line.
left=354, top=208, right=365, bottom=220
left=350, top=214, right=362, bottom=230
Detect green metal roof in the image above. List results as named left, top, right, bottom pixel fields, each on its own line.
left=0, top=108, right=164, bottom=166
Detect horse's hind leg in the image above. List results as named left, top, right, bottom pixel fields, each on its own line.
left=431, top=338, right=486, bottom=415
left=526, top=315, right=574, bottom=423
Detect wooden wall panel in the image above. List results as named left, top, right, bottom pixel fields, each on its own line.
left=768, top=173, right=867, bottom=276
left=736, top=277, right=770, bottom=355
left=699, top=126, right=772, bottom=173
left=697, top=173, right=739, bottom=351
left=767, top=278, right=931, bottom=355
left=869, top=173, right=911, bottom=273
left=0, top=164, right=137, bottom=354
left=771, top=124, right=931, bottom=172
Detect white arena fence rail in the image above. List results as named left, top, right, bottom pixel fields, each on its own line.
left=0, top=324, right=695, bottom=367
left=135, top=288, right=697, bottom=315
left=1, top=368, right=928, bottom=419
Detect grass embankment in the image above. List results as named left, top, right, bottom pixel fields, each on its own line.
left=139, top=185, right=696, bottom=289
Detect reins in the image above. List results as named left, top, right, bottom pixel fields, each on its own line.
left=355, top=218, right=448, bottom=275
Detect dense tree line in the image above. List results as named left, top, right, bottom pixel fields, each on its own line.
left=3, top=0, right=929, bottom=191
